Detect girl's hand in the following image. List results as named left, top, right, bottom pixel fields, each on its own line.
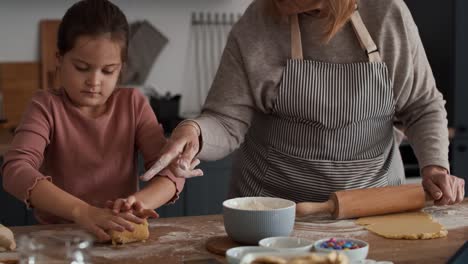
left=140, top=121, right=201, bottom=181
left=105, top=195, right=159, bottom=219
left=422, top=165, right=465, bottom=205
left=72, top=204, right=143, bottom=242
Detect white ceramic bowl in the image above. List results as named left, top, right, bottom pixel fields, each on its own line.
left=314, top=238, right=369, bottom=262
left=259, top=236, right=314, bottom=252
left=223, top=197, right=296, bottom=244
left=226, top=246, right=276, bottom=264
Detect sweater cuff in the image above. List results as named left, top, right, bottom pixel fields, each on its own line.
left=180, top=119, right=203, bottom=154
left=418, top=158, right=451, bottom=176
left=158, top=168, right=185, bottom=204
left=25, top=176, right=52, bottom=209
left=190, top=117, right=219, bottom=159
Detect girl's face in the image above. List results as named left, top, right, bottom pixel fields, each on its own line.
left=273, top=0, right=324, bottom=15
left=58, top=34, right=123, bottom=115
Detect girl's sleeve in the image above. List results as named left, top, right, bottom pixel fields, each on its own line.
left=1, top=93, right=53, bottom=207
left=133, top=90, right=185, bottom=202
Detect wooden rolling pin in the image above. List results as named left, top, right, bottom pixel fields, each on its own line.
left=296, top=184, right=427, bottom=219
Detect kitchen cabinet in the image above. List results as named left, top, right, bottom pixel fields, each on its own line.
left=454, top=0, right=468, bottom=194
left=0, top=166, right=28, bottom=226
left=184, top=154, right=232, bottom=216
left=399, top=142, right=421, bottom=184
left=452, top=140, right=468, bottom=195
left=0, top=62, right=40, bottom=129
left=454, top=0, right=468, bottom=140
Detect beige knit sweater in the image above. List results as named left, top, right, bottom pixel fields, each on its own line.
left=193, top=0, right=449, bottom=172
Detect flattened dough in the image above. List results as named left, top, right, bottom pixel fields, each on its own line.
left=0, top=224, right=16, bottom=251
left=356, top=211, right=447, bottom=239
left=110, top=219, right=149, bottom=245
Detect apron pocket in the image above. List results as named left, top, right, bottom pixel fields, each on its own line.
left=261, top=146, right=390, bottom=202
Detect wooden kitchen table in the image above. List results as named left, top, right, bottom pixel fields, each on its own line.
left=1, top=199, right=467, bottom=264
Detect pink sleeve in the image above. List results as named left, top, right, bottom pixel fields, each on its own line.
left=133, top=90, right=185, bottom=202
left=1, top=93, right=53, bottom=208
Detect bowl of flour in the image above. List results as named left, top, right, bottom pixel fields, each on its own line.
left=223, top=197, right=296, bottom=244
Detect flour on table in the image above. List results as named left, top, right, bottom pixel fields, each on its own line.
left=363, top=260, right=394, bottom=264
left=294, top=203, right=468, bottom=239
left=295, top=213, right=368, bottom=238
left=423, top=203, right=468, bottom=230
left=92, top=219, right=226, bottom=260
left=92, top=242, right=173, bottom=259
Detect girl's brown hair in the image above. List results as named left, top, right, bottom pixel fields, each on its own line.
left=268, top=0, right=356, bottom=43
left=57, top=0, right=129, bottom=62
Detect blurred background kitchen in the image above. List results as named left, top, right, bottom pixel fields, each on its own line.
left=0, top=0, right=467, bottom=226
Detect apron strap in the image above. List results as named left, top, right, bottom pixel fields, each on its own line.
left=290, top=15, right=304, bottom=60
left=289, top=9, right=382, bottom=63
left=350, top=10, right=382, bottom=63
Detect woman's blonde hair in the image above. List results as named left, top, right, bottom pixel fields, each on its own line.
left=323, top=0, right=356, bottom=42
left=267, top=0, right=356, bottom=43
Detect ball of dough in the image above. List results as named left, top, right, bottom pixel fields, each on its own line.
left=109, top=219, right=149, bottom=245
left=0, top=224, right=16, bottom=251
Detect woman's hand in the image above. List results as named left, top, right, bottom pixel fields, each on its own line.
left=422, top=165, right=465, bottom=205
left=105, top=195, right=159, bottom=219
left=140, top=121, right=202, bottom=181
left=168, top=158, right=203, bottom=179
left=72, top=204, right=143, bottom=242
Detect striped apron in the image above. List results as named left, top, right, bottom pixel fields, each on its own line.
left=230, top=10, right=404, bottom=202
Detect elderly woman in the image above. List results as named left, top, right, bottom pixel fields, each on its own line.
left=143, top=0, right=464, bottom=205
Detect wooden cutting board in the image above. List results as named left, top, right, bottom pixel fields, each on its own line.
left=205, top=235, right=245, bottom=256
left=40, top=20, right=61, bottom=90
left=0, top=252, right=18, bottom=264
left=0, top=62, right=40, bottom=129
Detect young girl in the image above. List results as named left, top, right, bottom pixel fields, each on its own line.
left=1, top=0, right=202, bottom=241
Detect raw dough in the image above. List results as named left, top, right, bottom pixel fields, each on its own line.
left=109, top=219, right=149, bottom=245
left=0, top=225, right=15, bottom=251
left=356, top=211, right=447, bottom=239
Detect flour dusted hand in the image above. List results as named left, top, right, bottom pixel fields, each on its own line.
left=140, top=121, right=202, bottom=181
left=422, top=166, right=465, bottom=206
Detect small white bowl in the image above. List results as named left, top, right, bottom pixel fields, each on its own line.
left=314, top=238, right=369, bottom=262
left=226, top=246, right=276, bottom=264
left=259, top=236, right=314, bottom=253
